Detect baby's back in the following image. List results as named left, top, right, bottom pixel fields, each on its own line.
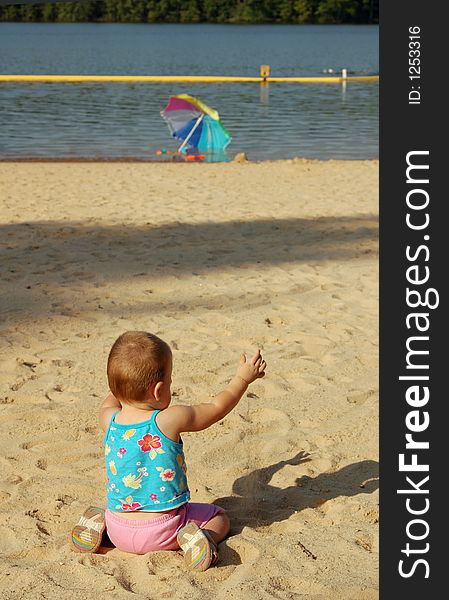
left=104, top=408, right=190, bottom=518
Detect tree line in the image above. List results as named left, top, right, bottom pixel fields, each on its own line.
left=0, top=1, right=378, bottom=24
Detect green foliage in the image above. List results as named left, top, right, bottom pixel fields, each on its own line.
left=0, top=0, right=378, bottom=24
left=294, top=0, right=317, bottom=24
left=180, top=0, right=202, bottom=23
left=315, top=0, right=359, bottom=24
left=21, top=5, right=42, bottom=21
left=42, top=3, right=57, bottom=20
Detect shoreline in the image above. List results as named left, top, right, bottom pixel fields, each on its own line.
left=0, top=156, right=379, bottom=163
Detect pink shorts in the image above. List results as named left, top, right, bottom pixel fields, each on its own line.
left=105, top=502, right=225, bottom=554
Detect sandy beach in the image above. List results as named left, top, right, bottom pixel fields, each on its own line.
left=0, top=159, right=378, bottom=599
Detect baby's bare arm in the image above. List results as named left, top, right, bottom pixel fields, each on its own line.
left=99, top=391, right=122, bottom=431
left=170, top=350, right=267, bottom=433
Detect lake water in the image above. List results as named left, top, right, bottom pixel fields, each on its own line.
left=0, top=23, right=378, bottom=161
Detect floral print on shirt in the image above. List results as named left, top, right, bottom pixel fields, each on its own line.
left=137, top=433, right=166, bottom=460
left=122, top=429, right=136, bottom=441
left=116, top=495, right=142, bottom=511
left=156, top=467, right=176, bottom=481
left=122, top=467, right=148, bottom=489
left=105, top=411, right=189, bottom=511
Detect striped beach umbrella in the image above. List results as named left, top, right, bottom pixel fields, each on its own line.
left=160, top=94, right=231, bottom=152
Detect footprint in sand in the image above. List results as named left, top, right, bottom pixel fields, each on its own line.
left=211, top=538, right=261, bottom=596
left=36, top=458, right=47, bottom=471
left=222, top=536, right=260, bottom=565
left=0, top=525, right=23, bottom=554
left=111, top=568, right=137, bottom=594
left=51, top=359, right=75, bottom=369
left=20, top=439, right=45, bottom=451
left=355, top=533, right=375, bottom=553
left=242, top=407, right=294, bottom=435
left=112, top=555, right=174, bottom=596
left=1, top=397, right=14, bottom=404
left=9, top=379, right=26, bottom=392
left=6, top=474, right=23, bottom=485
left=346, top=390, right=376, bottom=406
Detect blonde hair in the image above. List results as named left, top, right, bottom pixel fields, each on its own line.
left=107, top=331, right=171, bottom=402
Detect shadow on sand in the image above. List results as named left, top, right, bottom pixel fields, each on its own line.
left=207, top=452, right=378, bottom=565
left=213, top=451, right=379, bottom=533
left=1, top=215, right=377, bottom=322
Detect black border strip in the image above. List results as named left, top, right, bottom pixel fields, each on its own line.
left=380, top=1, right=446, bottom=595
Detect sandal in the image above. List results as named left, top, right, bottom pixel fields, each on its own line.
left=177, top=522, right=219, bottom=571
left=71, top=506, right=106, bottom=553
left=203, top=528, right=219, bottom=566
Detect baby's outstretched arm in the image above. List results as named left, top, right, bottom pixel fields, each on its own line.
left=169, top=350, right=267, bottom=433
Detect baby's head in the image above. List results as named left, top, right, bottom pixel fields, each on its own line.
left=107, top=331, right=172, bottom=408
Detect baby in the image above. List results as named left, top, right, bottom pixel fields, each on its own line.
left=72, top=331, right=266, bottom=571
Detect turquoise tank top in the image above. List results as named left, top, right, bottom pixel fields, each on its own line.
left=104, top=409, right=190, bottom=512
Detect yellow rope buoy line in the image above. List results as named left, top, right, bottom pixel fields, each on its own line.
left=0, top=67, right=378, bottom=85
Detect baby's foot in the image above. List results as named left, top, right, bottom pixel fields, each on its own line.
left=177, top=522, right=219, bottom=571
left=71, top=506, right=106, bottom=553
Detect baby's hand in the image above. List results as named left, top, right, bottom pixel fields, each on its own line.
left=235, top=350, right=267, bottom=385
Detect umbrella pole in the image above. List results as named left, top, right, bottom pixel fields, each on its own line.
left=178, top=114, right=204, bottom=153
